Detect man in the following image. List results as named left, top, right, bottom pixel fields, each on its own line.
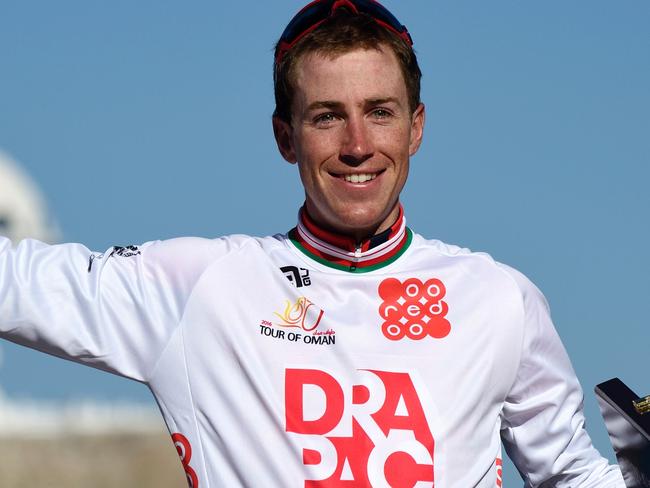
left=0, top=1, right=625, bottom=486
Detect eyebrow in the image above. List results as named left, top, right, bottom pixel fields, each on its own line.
left=365, top=97, right=400, bottom=107
left=306, top=100, right=344, bottom=112
left=306, top=97, right=401, bottom=112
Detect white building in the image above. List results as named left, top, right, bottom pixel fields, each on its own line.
left=0, top=150, right=59, bottom=244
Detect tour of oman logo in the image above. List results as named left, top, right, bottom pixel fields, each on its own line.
left=275, top=296, right=324, bottom=332
left=378, top=277, right=451, bottom=341
left=259, top=296, right=335, bottom=346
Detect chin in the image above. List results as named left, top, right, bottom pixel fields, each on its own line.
left=331, top=205, right=391, bottom=234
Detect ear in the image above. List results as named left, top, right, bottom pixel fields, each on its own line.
left=272, top=116, right=297, bottom=164
left=408, top=103, right=426, bottom=156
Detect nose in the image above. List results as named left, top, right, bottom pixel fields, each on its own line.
left=340, top=116, right=374, bottom=166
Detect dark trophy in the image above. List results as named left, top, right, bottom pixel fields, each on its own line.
left=595, top=378, right=650, bottom=487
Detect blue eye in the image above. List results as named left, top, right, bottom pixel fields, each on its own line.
left=316, top=113, right=334, bottom=121
left=314, top=112, right=339, bottom=126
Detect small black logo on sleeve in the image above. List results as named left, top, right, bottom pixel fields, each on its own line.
left=111, top=245, right=141, bottom=258
left=87, top=245, right=141, bottom=272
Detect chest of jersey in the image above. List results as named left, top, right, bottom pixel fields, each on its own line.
left=149, top=244, right=522, bottom=487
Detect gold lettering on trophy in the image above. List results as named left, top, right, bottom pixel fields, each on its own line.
left=632, top=395, right=650, bottom=415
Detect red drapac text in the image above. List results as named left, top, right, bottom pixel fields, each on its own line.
left=285, top=368, right=434, bottom=487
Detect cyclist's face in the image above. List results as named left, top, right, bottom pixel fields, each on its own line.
left=273, top=46, right=424, bottom=240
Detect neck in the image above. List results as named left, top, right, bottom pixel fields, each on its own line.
left=300, top=206, right=404, bottom=252
left=303, top=200, right=402, bottom=244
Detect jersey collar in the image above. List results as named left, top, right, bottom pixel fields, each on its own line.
left=288, top=205, right=412, bottom=272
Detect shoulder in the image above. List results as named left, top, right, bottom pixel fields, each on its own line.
left=408, top=231, right=543, bottom=306
left=144, top=233, right=282, bottom=256
left=138, top=233, right=285, bottom=269
left=97, top=233, right=285, bottom=294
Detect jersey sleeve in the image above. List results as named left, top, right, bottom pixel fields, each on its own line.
left=0, top=235, right=215, bottom=383
left=498, top=264, right=625, bottom=487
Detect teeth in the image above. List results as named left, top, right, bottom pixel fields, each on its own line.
left=344, top=173, right=377, bottom=183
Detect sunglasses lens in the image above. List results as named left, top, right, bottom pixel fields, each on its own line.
left=354, top=0, right=406, bottom=35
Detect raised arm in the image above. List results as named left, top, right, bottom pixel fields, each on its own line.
left=0, top=236, right=213, bottom=383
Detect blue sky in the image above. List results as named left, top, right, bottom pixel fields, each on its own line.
left=0, top=0, right=648, bottom=481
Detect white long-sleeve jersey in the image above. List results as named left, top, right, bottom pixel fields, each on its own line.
left=0, top=215, right=624, bottom=487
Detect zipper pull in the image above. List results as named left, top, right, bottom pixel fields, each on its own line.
left=351, top=243, right=362, bottom=271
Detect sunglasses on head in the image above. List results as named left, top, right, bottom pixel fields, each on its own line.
left=276, top=0, right=413, bottom=65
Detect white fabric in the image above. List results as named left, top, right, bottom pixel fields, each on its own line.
left=0, top=232, right=624, bottom=487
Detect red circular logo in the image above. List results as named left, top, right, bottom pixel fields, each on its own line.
left=378, top=278, right=451, bottom=341
left=172, top=433, right=199, bottom=487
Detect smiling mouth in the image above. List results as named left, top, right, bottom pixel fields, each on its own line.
left=334, top=171, right=383, bottom=183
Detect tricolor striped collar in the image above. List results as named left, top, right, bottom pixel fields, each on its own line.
left=288, top=206, right=412, bottom=272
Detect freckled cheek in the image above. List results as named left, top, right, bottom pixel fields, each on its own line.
left=297, top=135, right=340, bottom=169
left=374, top=126, right=410, bottom=151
